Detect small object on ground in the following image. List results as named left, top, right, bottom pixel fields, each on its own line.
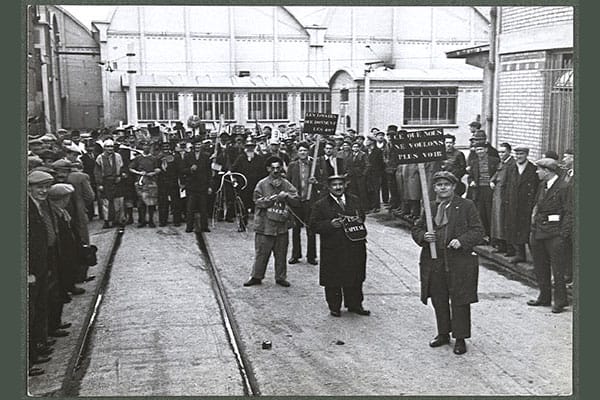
left=262, top=340, right=272, bottom=349
left=335, top=340, right=345, bottom=345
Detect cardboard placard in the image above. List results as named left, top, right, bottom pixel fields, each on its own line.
left=303, top=112, right=338, bottom=136
left=232, top=125, right=245, bottom=135
left=396, top=128, right=447, bottom=165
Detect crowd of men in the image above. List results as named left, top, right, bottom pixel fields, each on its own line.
left=27, top=119, right=575, bottom=374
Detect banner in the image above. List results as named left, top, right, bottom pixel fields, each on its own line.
left=396, top=128, right=447, bottom=165
left=303, top=112, right=338, bottom=136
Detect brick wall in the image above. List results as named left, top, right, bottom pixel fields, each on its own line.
left=496, top=51, right=547, bottom=160
left=502, top=6, right=573, bottom=34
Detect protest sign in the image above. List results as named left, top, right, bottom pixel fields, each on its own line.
left=303, top=112, right=338, bottom=136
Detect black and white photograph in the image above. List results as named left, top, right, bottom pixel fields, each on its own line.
left=25, top=4, right=575, bottom=397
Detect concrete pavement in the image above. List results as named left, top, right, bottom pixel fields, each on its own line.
left=203, top=213, right=572, bottom=396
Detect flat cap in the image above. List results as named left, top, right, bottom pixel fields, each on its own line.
left=327, top=174, right=347, bottom=182
left=51, top=159, right=73, bottom=170
left=30, top=166, right=56, bottom=175
left=28, top=155, right=43, bottom=169
left=469, top=121, right=482, bottom=128
left=28, top=170, right=54, bottom=185
left=514, top=146, right=529, bottom=153
left=470, top=130, right=487, bottom=140
left=387, top=124, right=398, bottom=134
left=64, top=142, right=82, bottom=154
left=535, top=158, right=560, bottom=172
left=543, top=150, right=559, bottom=161
left=432, top=171, right=458, bottom=184
left=48, top=183, right=75, bottom=198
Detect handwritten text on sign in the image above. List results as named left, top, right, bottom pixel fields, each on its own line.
left=396, top=128, right=447, bottom=165
left=303, top=112, right=338, bottom=136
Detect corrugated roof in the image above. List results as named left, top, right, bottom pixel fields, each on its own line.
left=122, top=74, right=329, bottom=88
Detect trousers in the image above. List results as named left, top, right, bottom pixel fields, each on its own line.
left=531, top=236, right=567, bottom=306
left=429, top=266, right=471, bottom=339
left=251, top=233, right=289, bottom=281
left=325, top=284, right=364, bottom=311
left=290, top=202, right=316, bottom=261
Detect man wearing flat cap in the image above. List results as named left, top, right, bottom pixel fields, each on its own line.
left=243, top=156, right=299, bottom=288
left=27, top=171, right=55, bottom=376
left=94, top=139, right=125, bottom=229
left=310, top=174, right=370, bottom=317
left=504, top=146, right=539, bottom=261
left=411, top=171, right=484, bottom=355
left=527, top=158, right=572, bottom=313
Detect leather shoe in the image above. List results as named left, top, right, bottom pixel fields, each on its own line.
left=28, top=367, right=45, bottom=376
left=33, top=355, right=52, bottom=364
left=69, top=287, right=85, bottom=295
left=348, top=307, right=370, bottom=316
left=59, top=322, right=72, bottom=329
left=429, top=334, right=450, bottom=347
left=551, top=304, right=566, bottom=314
left=307, top=259, right=318, bottom=265
left=243, top=278, right=262, bottom=287
left=527, top=299, right=551, bottom=306
left=276, top=279, right=291, bottom=287
left=49, top=329, right=69, bottom=338
left=288, top=258, right=299, bottom=264
left=453, top=338, right=467, bottom=355
left=330, top=310, right=341, bottom=317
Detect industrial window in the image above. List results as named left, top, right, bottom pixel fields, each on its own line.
left=543, top=52, right=573, bottom=155
left=403, top=87, right=457, bottom=125
left=248, top=92, right=288, bottom=121
left=193, top=92, right=234, bottom=121
left=301, top=92, right=331, bottom=117
left=137, top=92, right=179, bottom=121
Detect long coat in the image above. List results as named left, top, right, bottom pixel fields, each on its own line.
left=490, top=157, right=515, bottom=240
left=411, top=196, right=484, bottom=306
left=530, top=178, right=572, bottom=241
left=183, top=151, right=212, bottom=194
left=344, top=151, right=368, bottom=209
left=310, top=193, right=367, bottom=287
left=67, top=171, right=95, bottom=244
left=505, top=161, right=539, bottom=244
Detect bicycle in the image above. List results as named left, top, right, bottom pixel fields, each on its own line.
left=212, top=171, right=248, bottom=234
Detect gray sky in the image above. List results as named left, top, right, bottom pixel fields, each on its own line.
left=61, top=5, right=115, bottom=29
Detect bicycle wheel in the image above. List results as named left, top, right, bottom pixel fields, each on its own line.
left=234, top=195, right=247, bottom=233
left=212, top=190, right=223, bottom=227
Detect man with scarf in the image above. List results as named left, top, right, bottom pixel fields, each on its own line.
left=411, top=171, right=484, bottom=355
left=243, top=156, right=299, bottom=288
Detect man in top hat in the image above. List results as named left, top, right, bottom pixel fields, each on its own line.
left=309, top=174, right=370, bottom=317
left=526, top=158, right=572, bottom=313
left=232, top=138, right=268, bottom=228
left=243, top=156, right=299, bottom=288
left=411, top=171, right=484, bottom=355
left=504, top=146, right=539, bottom=261
left=286, top=142, right=318, bottom=265
left=94, top=139, right=125, bottom=229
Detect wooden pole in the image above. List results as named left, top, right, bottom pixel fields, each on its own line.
left=417, top=163, right=437, bottom=259
left=306, top=134, right=321, bottom=201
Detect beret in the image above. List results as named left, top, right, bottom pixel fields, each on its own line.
left=432, top=171, right=458, bottom=184
left=48, top=183, right=75, bottom=198
left=51, top=159, right=73, bottom=170
left=28, top=170, right=54, bottom=185
left=535, top=158, right=560, bottom=172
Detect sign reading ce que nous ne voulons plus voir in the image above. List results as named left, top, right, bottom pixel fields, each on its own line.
left=396, top=128, right=447, bottom=165
left=303, top=112, right=338, bottom=136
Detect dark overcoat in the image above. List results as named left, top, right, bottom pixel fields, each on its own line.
left=505, top=161, right=539, bottom=243
left=411, top=196, right=484, bottom=306
left=310, top=193, right=367, bottom=287
left=530, top=178, right=572, bottom=241
left=183, top=152, right=212, bottom=194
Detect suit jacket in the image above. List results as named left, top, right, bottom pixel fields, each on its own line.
left=28, top=197, right=48, bottom=279
left=344, top=151, right=368, bottom=178
left=310, top=193, right=366, bottom=287
left=531, top=177, right=572, bottom=240
left=183, top=151, right=212, bottom=194
left=286, top=158, right=314, bottom=201
left=411, top=195, right=484, bottom=305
